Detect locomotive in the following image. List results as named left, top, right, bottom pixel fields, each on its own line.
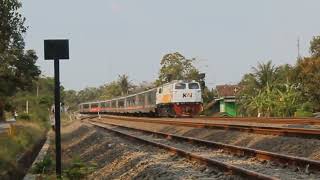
left=79, top=80, right=203, bottom=117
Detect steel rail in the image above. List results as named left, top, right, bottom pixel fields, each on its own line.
left=89, top=121, right=279, bottom=180
left=199, top=117, right=320, bottom=125
left=90, top=119, right=320, bottom=173
left=99, top=115, right=320, bottom=139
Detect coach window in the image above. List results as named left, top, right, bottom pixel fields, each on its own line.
left=158, top=88, right=162, bottom=94
left=188, top=83, right=200, bottom=89
left=175, top=83, right=186, bottom=89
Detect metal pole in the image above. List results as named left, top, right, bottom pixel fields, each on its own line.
left=54, top=59, right=62, bottom=177
left=26, top=100, right=29, bottom=114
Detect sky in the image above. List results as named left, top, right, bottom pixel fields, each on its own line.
left=22, top=0, right=320, bottom=90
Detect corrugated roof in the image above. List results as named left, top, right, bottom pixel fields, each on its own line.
left=216, top=85, right=240, bottom=97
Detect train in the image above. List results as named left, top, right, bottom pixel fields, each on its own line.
left=79, top=80, right=203, bottom=117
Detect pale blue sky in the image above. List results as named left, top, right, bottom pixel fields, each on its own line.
left=22, top=1, right=320, bottom=90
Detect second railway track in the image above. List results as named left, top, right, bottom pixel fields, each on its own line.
left=89, top=115, right=320, bottom=139
left=87, top=119, right=320, bottom=180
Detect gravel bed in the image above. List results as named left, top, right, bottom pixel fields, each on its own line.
left=97, top=118, right=320, bottom=160
left=106, top=124, right=320, bottom=180
left=102, top=115, right=320, bottom=129
left=62, top=121, right=242, bottom=179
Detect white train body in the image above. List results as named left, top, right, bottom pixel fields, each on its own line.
left=156, top=81, right=202, bottom=104
left=79, top=80, right=203, bottom=117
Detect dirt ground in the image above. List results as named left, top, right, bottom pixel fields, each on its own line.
left=61, top=121, right=242, bottom=179
left=95, top=118, right=320, bottom=160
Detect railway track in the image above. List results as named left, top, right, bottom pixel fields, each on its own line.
left=88, top=119, right=320, bottom=180
left=199, top=117, right=320, bottom=125
left=94, top=115, right=320, bottom=139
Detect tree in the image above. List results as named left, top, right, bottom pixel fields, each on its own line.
left=0, top=50, right=40, bottom=121
left=0, top=0, right=26, bottom=52
left=295, top=57, right=320, bottom=111
left=251, top=60, right=277, bottom=89
left=118, top=74, right=131, bottom=95
left=238, top=61, right=300, bottom=117
left=77, top=87, right=101, bottom=102
left=99, top=82, right=122, bottom=99
left=274, top=64, right=295, bottom=85
left=310, top=36, right=320, bottom=58
left=156, top=52, right=200, bottom=85
left=0, top=2, right=40, bottom=121
left=63, top=90, right=78, bottom=111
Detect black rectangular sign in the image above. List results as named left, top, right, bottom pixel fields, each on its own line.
left=44, top=39, right=69, bottom=60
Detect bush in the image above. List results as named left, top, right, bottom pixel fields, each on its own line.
left=294, top=110, right=314, bottom=117
left=295, top=102, right=314, bottom=117
left=64, top=157, right=97, bottom=179
left=32, top=154, right=53, bottom=174
left=19, top=113, right=31, bottom=120
left=301, top=102, right=313, bottom=112
left=0, top=122, right=45, bottom=175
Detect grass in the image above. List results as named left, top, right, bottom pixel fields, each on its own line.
left=0, top=121, right=46, bottom=176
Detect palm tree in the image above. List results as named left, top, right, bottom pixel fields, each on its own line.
left=252, top=60, right=277, bottom=89
left=118, top=74, right=131, bottom=95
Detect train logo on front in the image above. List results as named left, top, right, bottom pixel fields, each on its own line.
left=183, top=93, right=192, bottom=98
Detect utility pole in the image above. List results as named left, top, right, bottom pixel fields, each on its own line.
left=26, top=100, right=29, bottom=114
left=36, top=83, right=39, bottom=97
left=297, top=37, right=301, bottom=60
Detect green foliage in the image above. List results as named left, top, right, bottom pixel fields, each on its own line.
left=0, top=122, right=44, bottom=175
left=251, top=60, right=277, bottom=88
left=202, top=87, right=216, bottom=104
left=294, top=102, right=314, bottom=117
left=310, top=36, right=320, bottom=58
left=156, top=52, right=200, bottom=85
left=294, top=110, right=314, bottom=117
left=19, top=112, right=30, bottom=120
left=295, top=57, right=320, bottom=111
left=118, top=74, right=132, bottom=95
left=64, top=157, right=97, bottom=179
left=77, top=87, right=101, bottom=102
left=0, top=1, right=40, bottom=121
left=99, top=81, right=122, bottom=99
left=300, top=102, right=313, bottom=112
left=62, top=90, right=78, bottom=111
left=238, top=61, right=301, bottom=117
left=32, top=154, right=54, bottom=174
left=0, top=0, right=26, bottom=52
left=6, top=77, right=56, bottom=128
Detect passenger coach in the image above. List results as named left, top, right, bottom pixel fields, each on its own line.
left=79, top=80, right=203, bottom=117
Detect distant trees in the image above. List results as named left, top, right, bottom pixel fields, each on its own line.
left=295, top=57, right=320, bottom=111
left=0, top=1, right=40, bottom=121
left=99, top=81, right=122, bottom=99
left=310, top=36, right=320, bottom=58
left=156, top=52, right=200, bottom=85
left=12, top=77, right=55, bottom=123
left=238, top=61, right=301, bottom=117
left=118, top=74, right=132, bottom=95
left=238, top=36, right=320, bottom=117
left=71, top=74, right=133, bottom=105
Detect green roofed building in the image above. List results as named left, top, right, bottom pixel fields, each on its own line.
left=212, top=85, right=240, bottom=117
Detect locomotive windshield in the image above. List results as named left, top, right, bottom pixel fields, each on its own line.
left=188, top=83, right=200, bottom=89
left=175, top=83, right=186, bottom=89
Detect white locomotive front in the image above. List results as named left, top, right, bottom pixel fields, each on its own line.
left=156, top=80, right=203, bottom=117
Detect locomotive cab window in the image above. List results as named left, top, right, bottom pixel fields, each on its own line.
left=188, top=83, right=200, bottom=89
left=158, top=88, right=162, bottom=94
left=83, top=104, right=89, bottom=109
left=175, top=83, right=186, bottom=89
